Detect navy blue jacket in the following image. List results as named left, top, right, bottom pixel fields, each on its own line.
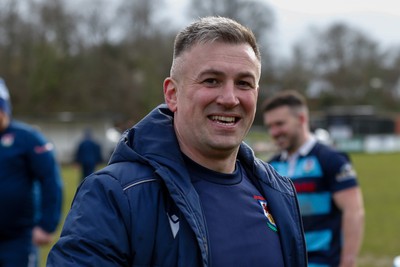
left=0, top=120, right=63, bottom=240
left=48, top=105, right=307, bottom=267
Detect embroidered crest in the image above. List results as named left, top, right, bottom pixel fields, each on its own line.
left=1, top=133, right=14, bottom=147
left=254, top=195, right=278, bottom=232
left=303, top=158, right=315, bottom=173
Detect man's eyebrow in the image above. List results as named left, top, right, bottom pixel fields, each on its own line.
left=197, top=69, right=224, bottom=77
left=197, top=69, right=256, bottom=80
left=237, top=71, right=257, bottom=79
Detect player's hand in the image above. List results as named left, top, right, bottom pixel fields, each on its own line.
left=32, top=226, right=54, bottom=246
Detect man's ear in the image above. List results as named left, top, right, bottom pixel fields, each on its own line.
left=298, top=111, right=308, bottom=125
left=163, top=77, right=178, bottom=112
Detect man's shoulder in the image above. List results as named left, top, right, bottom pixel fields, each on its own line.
left=310, top=142, right=355, bottom=181
left=311, top=142, right=349, bottom=161
left=10, top=120, right=38, bottom=134
left=93, top=161, right=161, bottom=191
left=8, top=120, right=48, bottom=144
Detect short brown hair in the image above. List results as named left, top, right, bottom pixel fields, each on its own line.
left=173, top=16, right=261, bottom=61
left=262, top=90, right=307, bottom=113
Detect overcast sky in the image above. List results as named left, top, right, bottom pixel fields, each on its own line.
left=166, top=0, right=400, bottom=57
left=268, top=0, right=400, bottom=56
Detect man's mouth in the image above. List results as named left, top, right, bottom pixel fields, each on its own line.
left=209, top=115, right=238, bottom=125
left=275, top=136, right=287, bottom=146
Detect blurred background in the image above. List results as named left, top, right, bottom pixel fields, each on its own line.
left=1, top=0, right=400, bottom=162
left=0, top=0, right=399, bottom=266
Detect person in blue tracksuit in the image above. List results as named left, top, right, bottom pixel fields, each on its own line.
left=263, top=90, right=365, bottom=267
left=47, top=17, right=307, bottom=267
left=74, top=128, right=103, bottom=181
left=0, top=78, right=63, bottom=267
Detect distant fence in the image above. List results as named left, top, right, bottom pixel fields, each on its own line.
left=15, top=114, right=121, bottom=164
left=335, top=134, right=400, bottom=153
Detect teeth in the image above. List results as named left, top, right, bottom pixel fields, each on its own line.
left=210, top=115, right=235, bottom=123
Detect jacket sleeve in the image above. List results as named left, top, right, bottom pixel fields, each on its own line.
left=27, top=130, right=63, bottom=233
left=47, top=173, right=132, bottom=266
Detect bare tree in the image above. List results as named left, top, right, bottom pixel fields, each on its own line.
left=187, top=0, right=274, bottom=41
left=293, top=23, right=387, bottom=106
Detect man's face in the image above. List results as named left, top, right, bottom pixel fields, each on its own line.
left=164, top=41, right=260, bottom=163
left=263, top=106, right=303, bottom=153
left=0, top=110, right=9, bottom=132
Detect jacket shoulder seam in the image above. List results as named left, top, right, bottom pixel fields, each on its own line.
left=122, top=178, right=159, bottom=191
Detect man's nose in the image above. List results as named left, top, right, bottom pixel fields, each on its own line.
left=216, top=82, right=239, bottom=107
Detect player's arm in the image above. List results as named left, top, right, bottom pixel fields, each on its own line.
left=333, top=186, right=365, bottom=267
left=27, top=131, right=63, bottom=235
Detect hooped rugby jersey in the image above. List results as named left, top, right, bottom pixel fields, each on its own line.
left=269, top=137, right=358, bottom=267
left=184, top=155, right=284, bottom=267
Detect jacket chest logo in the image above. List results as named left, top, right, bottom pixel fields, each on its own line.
left=167, top=212, right=180, bottom=239
left=254, top=195, right=277, bottom=232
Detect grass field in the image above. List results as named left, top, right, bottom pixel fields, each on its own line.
left=352, top=153, right=400, bottom=266
left=39, top=152, right=400, bottom=267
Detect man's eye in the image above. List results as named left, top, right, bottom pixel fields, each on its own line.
left=237, top=80, right=254, bottom=89
left=203, top=78, right=218, bottom=86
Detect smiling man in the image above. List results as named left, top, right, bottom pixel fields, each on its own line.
left=48, top=17, right=307, bottom=267
left=263, top=90, right=365, bottom=267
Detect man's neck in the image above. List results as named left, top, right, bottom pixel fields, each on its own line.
left=287, top=131, right=312, bottom=157
left=181, top=147, right=239, bottom=174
